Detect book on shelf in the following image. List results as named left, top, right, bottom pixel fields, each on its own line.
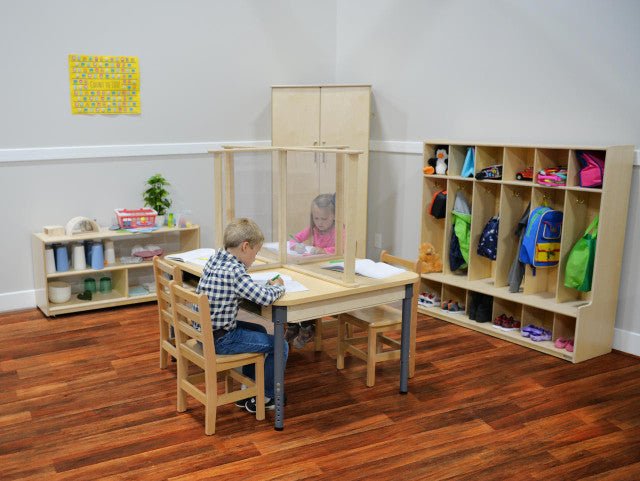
left=321, top=259, right=406, bottom=279
left=165, top=248, right=215, bottom=267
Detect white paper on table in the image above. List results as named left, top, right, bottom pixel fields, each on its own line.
left=321, top=258, right=405, bottom=279
left=249, top=271, right=309, bottom=293
left=166, top=248, right=215, bottom=267
left=262, top=241, right=315, bottom=256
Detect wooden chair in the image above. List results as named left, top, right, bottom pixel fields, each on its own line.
left=153, top=256, right=183, bottom=369
left=169, top=281, right=265, bottom=435
left=336, top=251, right=420, bottom=387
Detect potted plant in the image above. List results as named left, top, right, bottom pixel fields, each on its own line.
left=143, top=174, right=172, bottom=226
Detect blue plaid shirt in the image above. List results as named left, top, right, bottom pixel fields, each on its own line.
left=196, top=249, right=285, bottom=331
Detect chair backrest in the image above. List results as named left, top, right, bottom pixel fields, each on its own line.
left=169, top=281, right=217, bottom=371
left=153, top=256, right=183, bottom=328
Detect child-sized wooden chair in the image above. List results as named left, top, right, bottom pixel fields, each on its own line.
left=153, top=256, right=183, bottom=369
left=169, top=281, right=265, bottom=435
left=336, top=251, right=420, bottom=387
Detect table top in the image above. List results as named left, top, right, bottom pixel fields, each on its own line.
left=167, top=258, right=419, bottom=307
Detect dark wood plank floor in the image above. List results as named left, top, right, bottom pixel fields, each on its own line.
left=1, top=304, right=639, bottom=481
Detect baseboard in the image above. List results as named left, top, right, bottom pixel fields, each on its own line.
left=612, top=328, right=640, bottom=357
left=0, top=290, right=36, bottom=313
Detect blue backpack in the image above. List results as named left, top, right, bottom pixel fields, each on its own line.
left=477, top=216, right=499, bottom=260
left=518, top=206, right=563, bottom=274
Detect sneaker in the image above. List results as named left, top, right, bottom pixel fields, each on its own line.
left=285, top=323, right=300, bottom=343
left=235, top=397, right=251, bottom=408
left=244, top=396, right=275, bottom=413
left=293, top=324, right=315, bottom=349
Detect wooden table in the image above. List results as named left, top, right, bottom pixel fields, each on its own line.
left=169, top=258, right=419, bottom=430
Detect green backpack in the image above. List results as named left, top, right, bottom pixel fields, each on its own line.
left=564, top=216, right=598, bottom=292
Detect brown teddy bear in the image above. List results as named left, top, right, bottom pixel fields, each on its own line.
left=418, top=242, right=443, bottom=273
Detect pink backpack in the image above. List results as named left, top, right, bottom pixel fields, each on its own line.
left=577, top=151, right=605, bottom=188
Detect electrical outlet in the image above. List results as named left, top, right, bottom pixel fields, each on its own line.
left=374, top=233, right=382, bottom=249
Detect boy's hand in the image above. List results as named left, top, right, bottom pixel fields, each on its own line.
left=268, top=277, right=284, bottom=286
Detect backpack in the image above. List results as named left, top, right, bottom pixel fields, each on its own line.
left=449, top=225, right=466, bottom=271
left=518, top=206, right=563, bottom=274
left=577, top=151, right=605, bottom=188
left=428, top=190, right=447, bottom=219
left=477, top=216, right=499, bottom=260
left=564, top=215, right=598, bottom=292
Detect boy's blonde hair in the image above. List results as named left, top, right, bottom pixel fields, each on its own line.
left=224, top=218, right=265, bottom=249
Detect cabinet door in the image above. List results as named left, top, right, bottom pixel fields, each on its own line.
left=320, top=86, right=371, bottom=255
left=272, top=87, right=322, bottom=237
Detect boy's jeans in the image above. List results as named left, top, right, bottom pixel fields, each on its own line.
left=214, top=321, right=288, bottom=399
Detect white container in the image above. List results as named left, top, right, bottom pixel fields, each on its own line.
left=45, top=247, right=56, bottom=273
left=72, top=243, right=86, bottom=270
left=48, top=281, right=71, bottom=304
left=104, top=239, right=116, bottom=265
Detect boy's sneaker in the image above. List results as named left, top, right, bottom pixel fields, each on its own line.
left=293, top=324, right=315, bottom=349
left=235, top=397, right=251, bottom=408
left=285, top=323, right=300, bottom=343
left=245, top=397, right=275, bottom=413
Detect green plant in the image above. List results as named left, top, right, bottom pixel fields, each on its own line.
left=143, top=174, right=172, bottom=215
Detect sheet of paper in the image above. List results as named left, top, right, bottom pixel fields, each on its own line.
left=262, top=241, right=315, bottom=256
left=321, top=259, right=406, bottom=279
left=166, top=248, right=215, bottom=267
left=249, top=271, right=308, bottom=293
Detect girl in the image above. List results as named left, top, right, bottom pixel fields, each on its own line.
left=287, top=193, right=336, bottom=347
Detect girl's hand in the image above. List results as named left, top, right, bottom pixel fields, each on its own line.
left=293, top=243, right=306, bottom=254
left=309, top=247, right=324, bottom=254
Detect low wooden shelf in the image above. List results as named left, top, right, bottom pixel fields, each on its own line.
left=32, top=226, right=200, bottom=316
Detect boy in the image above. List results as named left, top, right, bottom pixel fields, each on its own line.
left=196, top=218, right=286, bottom=413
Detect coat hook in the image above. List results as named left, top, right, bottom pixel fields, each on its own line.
left=576, top=198, right=585, bottom=204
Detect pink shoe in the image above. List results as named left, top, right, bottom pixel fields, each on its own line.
left=565, top=339, right=574, bottom=352
left=554, top=337, right=569, bottom=349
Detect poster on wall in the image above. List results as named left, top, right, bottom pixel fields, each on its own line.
left=68, top=54, right=140, bottom=115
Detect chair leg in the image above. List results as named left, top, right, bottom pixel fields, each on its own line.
left=336, top=316, right=346, bottom=370
left=159, top=321, right=169, bottom=369
left=366, top=327, right=377, bottom=387
left=314, top=318, right=323, bottom=352
left=204, top=366, right=217, bottom=435
left=255, top=356, right=265, bottom=421
left=176, top=356, right=188, bottom=413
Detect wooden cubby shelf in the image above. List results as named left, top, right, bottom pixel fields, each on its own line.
left=419, top=141, right=634, bottom=363
left=32, top=226, right=200, bottom=316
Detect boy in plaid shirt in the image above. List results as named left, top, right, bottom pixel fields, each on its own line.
left=196, top=218, right=286, bottom=413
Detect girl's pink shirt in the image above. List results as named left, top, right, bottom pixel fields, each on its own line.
left=290, top=225, right=336, bottom=254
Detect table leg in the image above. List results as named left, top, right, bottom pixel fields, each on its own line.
left=272, top=305, right=287, bottom=430
left=400, top=283, right=413, bottom=394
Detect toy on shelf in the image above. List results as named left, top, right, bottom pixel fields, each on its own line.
left=475, top=164, right=503, bottom=180
left=114, top=208, right=157, bottom=229
left=425, top=147, right=448, bottom=175
left=418, top=242, right=443, bottom=273
left=515, top=167, right=533, bottom=181
left=536, top=167, right=567, bottom=187
left=65, top=217, right=100, bottom=236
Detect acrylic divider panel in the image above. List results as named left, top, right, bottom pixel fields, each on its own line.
left=521, top=186, right=565, bottom=297
left=503, top=147, right=535, bottom=183
left=443, top=179, right=473, bottom=276
left=474, top=145, right=504, bottom=175
left=495, top=184, right=532, bottom=288
left=469, top=182, right=501, bottom=282
left=422, top=176, right=447, bottom=254
left=556, top=190, right=601, bottom=303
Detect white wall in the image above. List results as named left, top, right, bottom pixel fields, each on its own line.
left=336, top=0, right=640, bottom=353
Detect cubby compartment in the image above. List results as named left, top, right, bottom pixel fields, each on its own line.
left=556, top=190, right=601, bottom=304
left=534, top=148, right=569, bottom=185
left=421, top=176, right=447, bottom=253
left=443, top=179, right=473, bottom=275
left=553, top=314, right=576, bottom=343
left=475, top=145, right=504, bottom=179
left=128, top=268, right=156, bottom=299
left=468, top=182, right=501, bottom=282
left=491, top=297, right=523, bottom=326
left=46, top=270, right=128, bottom=313
left=495, top=184, right=532, bottom=288
left=440, top=285, right=467, bottom=315
left=566, top=149, right=605, bottom=189
left=423, top=143, right=449, bottom=176
left=503, top=147, right=535, bottom=183
left=522, top=305, right=554, bottom=341
left=448, top=144, right=475, bottom=178
left=417, top=278, right=443, bottom=312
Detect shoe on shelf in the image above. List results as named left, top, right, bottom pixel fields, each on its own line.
left=441, top=300, right=453, bottom=311
left=530, top=328, right=552, bottom=342
left=468, top=292, right=482, bottom=320
left=245, top=397, right=275, bottom=413
left=285, top=323, right=300, bottom=343
left=554, top=337, right=569, bottom=349
left=500, top=317, right=521, bottom=331
left=521, top=324, right=541, bottom=338
left=493, top=314, right=507, bottom=328
left=293, top=324, right=315, bottom=349
left=448, top=302, right=465, bottom=314
left=475, top=301, right=492, bottom=323
left=565, top=339, right=574, bottom=352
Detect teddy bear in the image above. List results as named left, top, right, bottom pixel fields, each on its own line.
left=423, top=147, right=448, bottom=175
left=418, top=242, right=443, bottom=273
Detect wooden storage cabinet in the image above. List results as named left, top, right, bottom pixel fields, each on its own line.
left=272, top=84, right=371, bottom=256
left=418, top=142, right=634, bottom=362
left=32, top=226, right=199, bottom=316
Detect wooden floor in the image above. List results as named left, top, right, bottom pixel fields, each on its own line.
left=1, top=305, right=640, bottom=481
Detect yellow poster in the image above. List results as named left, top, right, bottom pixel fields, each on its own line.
left=69, top=54, right=140, bottom=115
